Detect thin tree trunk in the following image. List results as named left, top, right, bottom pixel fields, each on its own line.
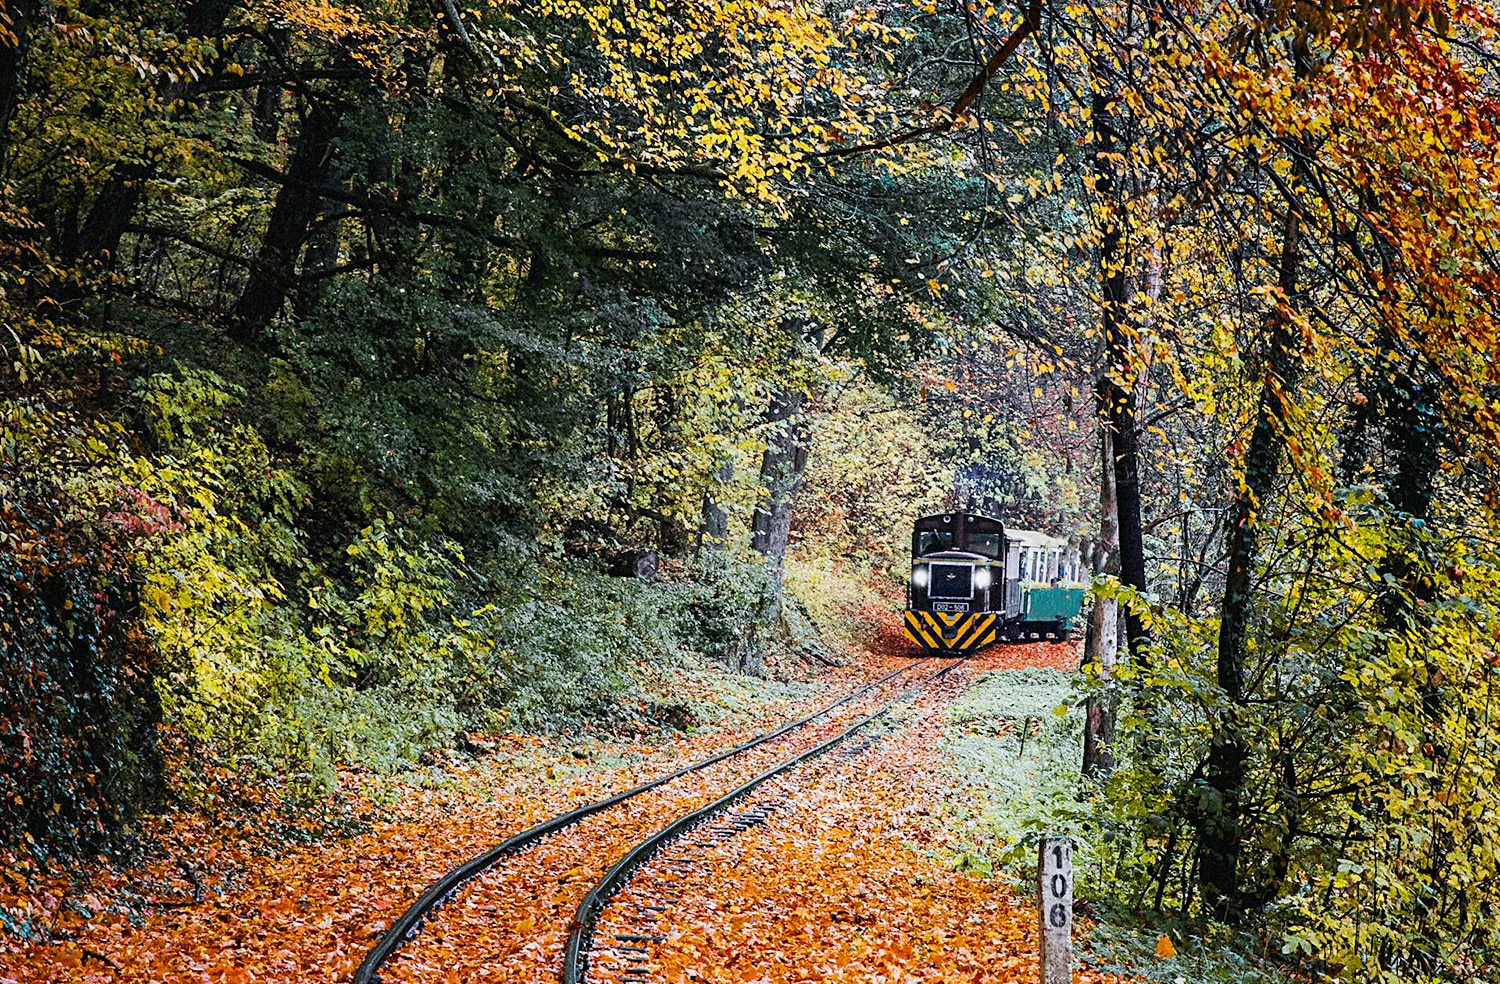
left=250, top=30, right=289, bottom=145
left=291, top=195, right=344, bottom=317
left=1378, top=344, right=1447, bottom=942
left=653, top=384, right=692, bottom=557
left=1083, top=420, right=1121, bottom=779
left=74, top=163, right=150, bottom=264
left=1378, top=354, right=1439, bottom=628
left=751, top=388, right=810, bottom=572
left=699, top=396, right=744, bottom=555
left=1093, top=84, right=1150, bottom=662
left=1195, top=29, right=1317, bottom=921
left=1199, top=147, right=1309, bottom=927
left=699, top=458, right=734, bottom=553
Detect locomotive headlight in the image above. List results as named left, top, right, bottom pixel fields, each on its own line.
left=911, top=566, right=929, bottom=588
left=974, top=568, right=993, bottom=590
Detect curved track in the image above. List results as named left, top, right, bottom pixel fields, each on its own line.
left=560, top=659, right=961, bottom=984
left=355, top=659, right=930, bottom=984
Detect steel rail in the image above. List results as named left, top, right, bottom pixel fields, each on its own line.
left=353, top=658, right=925, bottom=983
left=560, top=659, right=962, bottom=984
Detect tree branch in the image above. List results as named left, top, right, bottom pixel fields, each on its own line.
left=817, top=0, right=1042, bottom=159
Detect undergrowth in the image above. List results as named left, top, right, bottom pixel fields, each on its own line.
left=939, top=667, right=1085, bottom=885
left=938, top=666, right=1298, bottom=984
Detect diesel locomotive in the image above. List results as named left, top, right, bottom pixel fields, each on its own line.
left=902, top=511, right=1085, bottom=654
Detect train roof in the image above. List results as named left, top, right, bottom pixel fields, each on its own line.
left=912, top=511, right=1003, bottom=526
left=910, top=513, right=1068, bottom=549
left=1005, top=528, right=1068, bottom=549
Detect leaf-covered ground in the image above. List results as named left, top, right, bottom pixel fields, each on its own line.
left=588, top=643, right=1109, bottom=984
left=0, top=644, right=1093, bottom=983
left=0, top=656, right=905, bottom=982
left=379, top=658, right=949, bottom=984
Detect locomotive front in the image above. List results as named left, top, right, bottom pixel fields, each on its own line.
left=902, top=513, right=1006, bottom=653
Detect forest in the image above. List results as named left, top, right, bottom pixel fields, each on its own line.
left=3, top=0, right=1500, bottom=981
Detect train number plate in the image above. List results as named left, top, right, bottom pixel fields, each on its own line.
left=932, top=602, right=970, bottom=613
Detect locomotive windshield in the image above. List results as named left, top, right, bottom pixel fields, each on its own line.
left=915, top=530, right=954, bottom=555
left=968, top=531, right=1002, bottom=558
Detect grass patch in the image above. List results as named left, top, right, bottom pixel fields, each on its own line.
left=1085, top=918, right=1301, bottom=984
left=940, top=666, right=1085, bottom=885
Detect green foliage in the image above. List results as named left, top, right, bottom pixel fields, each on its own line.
left=140, top=501, right=808, bottom=791
left=1084, top=506, right=1500, bottom=982
left=939, top=668, right=1087, bottom=882
left=941, top=666, right=1310, bottom=982
left=1085, top=919, right=1299, bottom=984
left=0, top=0, right=987, bottom=862
left=0, top=496, right=162, bottom=860
left=796, top=381, right=955, bottom=580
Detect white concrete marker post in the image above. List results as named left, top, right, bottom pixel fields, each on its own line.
left=1038, top=836, right=1073, bottom=984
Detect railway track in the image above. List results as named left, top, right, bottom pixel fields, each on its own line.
left=560, top=662, right=956, bottom=984
left=355, top=657, right=942, bottom=984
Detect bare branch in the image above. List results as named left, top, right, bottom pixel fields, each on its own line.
left=817, top=0, right=1043, bottom=160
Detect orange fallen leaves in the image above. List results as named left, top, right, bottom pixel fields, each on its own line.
left=0, top=644, right=1092, bottom=984
left=381, top=662, right=945, bottom=984
left=588, top=642, right=1114, bottom=984
left=0, top=654, right=919, bottom=983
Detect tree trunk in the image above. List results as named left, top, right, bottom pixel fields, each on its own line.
left=1377, top=344, right=1446, bottom=937
left=700, top=458, right=734, bottom=552
left=751, top=388, right=810, bottom=572
left=1378, top=354, right=1439, bottom=629
left=231, top=101, right=340, bottom=340
left=1199, top=149, right=1308, bottom=927
left=1083, top=419, right=1121, bottom=779
left=250, top=30, right=289, bottom=145
left=1194, top=30, right=1316, bottom=921
left=291, top=194, right=345, bottom=318
left=652, top=384, right=693, bottom=557
left=74, top=162, right=150, bottom=264
left=1093, top=84, right=1149, bottom=662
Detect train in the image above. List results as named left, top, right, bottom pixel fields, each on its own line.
left=902, top=511, right=1085, bottom=654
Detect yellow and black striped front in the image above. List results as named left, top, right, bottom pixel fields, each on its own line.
left=902, top=610, right=1000, bottom=654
